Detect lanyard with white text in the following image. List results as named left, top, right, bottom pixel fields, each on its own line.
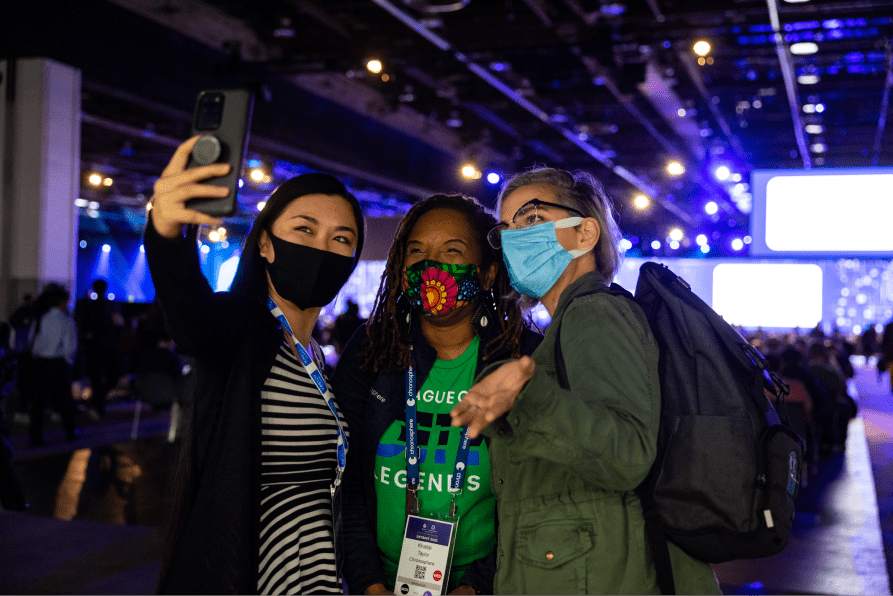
left=405, top=365, right=471, bottom=519
left=268, top=298, right=347, bottom=492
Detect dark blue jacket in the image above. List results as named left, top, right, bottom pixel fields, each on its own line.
left=332, top=310, right=542, bottom=594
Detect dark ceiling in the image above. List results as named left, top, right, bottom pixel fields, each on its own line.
left=6, top=0, right=893, bottom=256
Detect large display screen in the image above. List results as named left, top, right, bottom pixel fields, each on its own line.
left=712, top=263, right=823, bottom=329
left=750, top=168, right=893, bottom=257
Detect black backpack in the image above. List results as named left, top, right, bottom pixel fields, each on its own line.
left=554, top=262, right=804, bottom=595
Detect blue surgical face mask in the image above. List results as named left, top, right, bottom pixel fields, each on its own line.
left=500, top=217, right=588, bottom=298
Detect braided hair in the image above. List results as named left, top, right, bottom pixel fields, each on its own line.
left=361, top=194, right=524, bottom=377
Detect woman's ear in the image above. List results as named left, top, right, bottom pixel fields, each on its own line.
left=259, top=230, right=274, bottom=264
left=481, top=261, right=498, bottom=291
left=578, top=218, right=600, bottom=252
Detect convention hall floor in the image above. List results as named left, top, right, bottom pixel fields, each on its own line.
left=1, top=365, right=891, bottom=595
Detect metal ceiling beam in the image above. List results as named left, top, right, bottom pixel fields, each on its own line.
left=370, top=0, right=669, bottom=204
left=767, top=0, right=812, bottom=168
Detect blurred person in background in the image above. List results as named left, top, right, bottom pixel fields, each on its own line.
left=147, top=136, right=364, bottom=594
left=332, top=194, right=541, bottom=595
left=881, top=318, right=893, bottom=393
left=10, top=294, right=35, bottom=354
left=75, top=279, right=122, bottom=419
left=28, top=283, right=79, bottom=446
left=334, top=298, right=365, bottom=352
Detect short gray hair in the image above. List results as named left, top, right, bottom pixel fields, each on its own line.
left=498, top=167, right=622, bottom=282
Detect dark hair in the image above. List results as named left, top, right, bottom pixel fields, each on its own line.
left=92, top=279, right=108, bottom=294
left=229, top=173, right=366, bottom=306
left=499, top=167, right=622, bottom=282
left=361, top=194, right=523, bottom=377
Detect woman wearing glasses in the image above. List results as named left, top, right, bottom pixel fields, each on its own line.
left=450, top=168, right=720, bottom=594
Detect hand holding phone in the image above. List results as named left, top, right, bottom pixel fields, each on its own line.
left=150, top=137, right=229, bottom=238
left=184, top=89, right=254, bottom=217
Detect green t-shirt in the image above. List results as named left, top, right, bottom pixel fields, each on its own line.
left=374, top=336, right=495, bottom=591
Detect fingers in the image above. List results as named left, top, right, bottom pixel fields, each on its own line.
left=160, top=136, right=202, bottom=178
left=154, top=164, right=231, bottom=196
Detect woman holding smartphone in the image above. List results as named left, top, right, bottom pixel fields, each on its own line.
left=146, top=136, right=364, bottom=594
left=450, top=168, right=720, bottom=594
left=332, top=194, right=541, bottom=595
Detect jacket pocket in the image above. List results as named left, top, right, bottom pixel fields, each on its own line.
left=516, top=520, right=594, bottom=594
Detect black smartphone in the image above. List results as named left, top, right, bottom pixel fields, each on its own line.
left=185, top=89, right=254, bottom=217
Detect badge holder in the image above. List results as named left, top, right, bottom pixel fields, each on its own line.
left=394, top=491, right=461, bottom=596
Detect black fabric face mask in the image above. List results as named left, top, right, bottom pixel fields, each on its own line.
left=266, top=232, right=355, bottom=310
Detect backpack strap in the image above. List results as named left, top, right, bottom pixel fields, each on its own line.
left=552, top=280, right=676, bottom=594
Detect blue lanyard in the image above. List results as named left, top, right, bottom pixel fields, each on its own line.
left=405, top=366, right=471, bottom=505
left=268, top=298, right=347, bottom=488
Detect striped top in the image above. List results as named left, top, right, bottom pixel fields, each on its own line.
left=257, top=340, right=348, bottom=595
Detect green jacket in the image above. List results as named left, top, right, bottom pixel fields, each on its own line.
left=482, top=272, right=721, bottom=595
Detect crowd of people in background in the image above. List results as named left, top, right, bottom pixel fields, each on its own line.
left=0, top=281, right=186, bottom=452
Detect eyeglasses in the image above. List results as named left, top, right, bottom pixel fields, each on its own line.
left=487, top=199, right=585, bottom=249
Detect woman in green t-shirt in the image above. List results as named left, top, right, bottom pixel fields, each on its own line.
left=332, top=194, right=542, bottom=595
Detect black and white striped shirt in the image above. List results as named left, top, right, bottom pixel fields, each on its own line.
left=257, top=341, right=347, bottom=595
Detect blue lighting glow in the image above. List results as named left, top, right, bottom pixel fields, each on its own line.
left=487, top=172, right=501, bottom=185
left=705, top=201, right=719, bottom=215
left=101, top=244, right=111, bottom=253
left=651, top=240, right=661, bottom=250
left=79, top=240, right=87, bottom=249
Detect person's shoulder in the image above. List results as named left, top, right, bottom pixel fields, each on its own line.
left=565, top=290, right=652, bottom=342
left=339, top=323, right=370, bottom=359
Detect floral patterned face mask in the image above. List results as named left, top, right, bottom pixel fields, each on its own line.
left=404, top=260, right=481, bottom=316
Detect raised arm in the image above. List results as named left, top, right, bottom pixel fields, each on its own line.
left=144, top=137, right=247, bottom=363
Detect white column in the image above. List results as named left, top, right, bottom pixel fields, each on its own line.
left=0, top=58, right=81, bottom=317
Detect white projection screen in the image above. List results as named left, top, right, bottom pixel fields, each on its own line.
left=750, top=168, right=893, bottom=257
left=712, top=263, right=823, bottom=329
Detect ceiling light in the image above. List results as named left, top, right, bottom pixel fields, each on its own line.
left=666, top=161, right=685, bottom=176
left=700, top=244, right=710, bottom=254
left=790, top=42, right=819, bottom=55
left=798, top=74, right=820, bottom=85
left=366, top=59, right=383, bottom=74
left=634, top=195, right=650, bottom=210
left=651, top=240, right=661, bottom=250
left=218, top=227, right=226, bottom=235
left=696, top=234, right=708, bottom=246
left=810, top=143, right=827, bottom=153
left=486, top=172, right=501, bottom=184
left=731, top=238, right=744, bottom=251
left=88, top=201, right=100, bottom=210
left=783, top=0, right=810, bottom=3
left=619, top=239, right=633, bottom=251
left=256, top=201, right=266, bottom=211
left=75, top=198, right=88, bottom=207
left=693, top=41, right=711, bottom=56
left=250, top=169, right=265, bottom=182
left=713, top=165, right=731, bottom=181
left=802, top=104, right=816, bottom=113
left=805, top=124, right=824, bottom=134
left=102, top=244, right=111, bottom=253
left=88, top=173, right=102, bottom=185
left=704, top=201, right=719, bottom=215
left=670, top=240, right=681, bottom=250
left=814, top=103, right=825, bottom=113
left=461, top=165, right=476, bottom=179
left=744, top=235, right=752, bottom=244
left=79, top=240, right=87, bottom=249
left=669, top=228, right=684, bottom=242
left=677, top=108, right=686, bottom=117
left=102, top=177, right=113, bottom=186
left=208, top=231, right=220, bottom=242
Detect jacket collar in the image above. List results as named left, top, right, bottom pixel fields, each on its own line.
left=552, top=270, right=609, bottom=320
